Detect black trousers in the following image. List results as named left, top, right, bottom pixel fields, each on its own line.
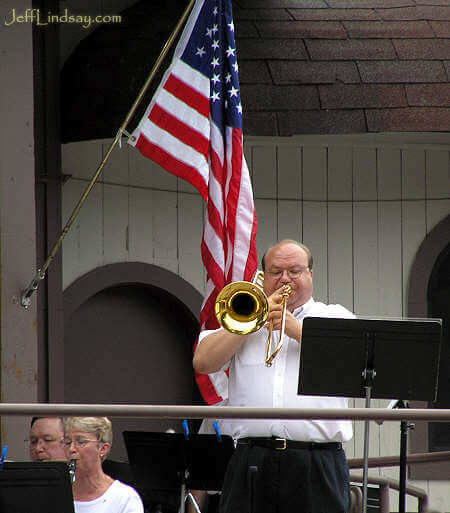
left=219, top=440, right=350, bottom=513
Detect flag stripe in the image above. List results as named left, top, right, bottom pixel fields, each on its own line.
left=135, top=135, right=208, bottom=199
left=164, top=74, right=210, bottom=117
left=129, top=0, right=257, bottom=404
left=154, top=87, right=210, bottom=140
left=136, top=119, right=210, bottom=183
left=149, top=103, right=210, bottom=159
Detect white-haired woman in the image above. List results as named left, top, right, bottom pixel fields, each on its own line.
left=63, top=417, right=144, bottom=513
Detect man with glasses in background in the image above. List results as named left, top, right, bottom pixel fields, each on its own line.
left=28, top=416, right=67, bottom=462
left=194, top=239, right=355, bottom=513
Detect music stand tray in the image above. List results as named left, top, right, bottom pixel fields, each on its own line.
left=123, top=430, right=234, bottom=513
left=184, top=433, right=235, bottom=492
left=124, top=431, right=186, bottom=492
left=0, top=461, right=75, bottom=513
left=298, top=317, right=441, bottom=401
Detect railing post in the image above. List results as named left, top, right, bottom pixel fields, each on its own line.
left=418, top=494, right=428, bottom=513
left=378, top=483, right=390, bottom=513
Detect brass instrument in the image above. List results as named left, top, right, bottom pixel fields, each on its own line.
left=264, top=284, right=291, bottom=367
left=215, top=271, right=291, bottom=366
left=215, top=270, right=268, bottom=334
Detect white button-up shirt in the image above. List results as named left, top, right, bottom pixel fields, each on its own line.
left=199, top=298, right=355, bottom=443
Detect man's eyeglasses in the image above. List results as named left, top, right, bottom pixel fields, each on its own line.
left=63, top=438, right=99, bottom=448
left=26, top=436, right=64, bottom=447
left=266, top=268, right=309, bottom=279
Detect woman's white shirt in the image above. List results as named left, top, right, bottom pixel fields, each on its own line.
left=73, top=480, right=144, bottom=513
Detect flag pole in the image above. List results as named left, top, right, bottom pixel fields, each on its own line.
left=21, top=0, right=196, bottom=308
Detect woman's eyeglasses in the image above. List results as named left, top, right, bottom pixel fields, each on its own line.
left=63, top=437, right=99, bottom=448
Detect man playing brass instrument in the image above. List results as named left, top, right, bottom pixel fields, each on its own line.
left=193, top=240, right=355, bottom=513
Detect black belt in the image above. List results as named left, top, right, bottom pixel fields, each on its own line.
left=237, top=437, right=342, bottom=451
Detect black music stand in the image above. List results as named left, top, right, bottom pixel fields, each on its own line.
left=123, top=431, right=234, bottom=513
left=0, top=461, right=75, bottom=513
left=298, top=316, right=442, bottom=513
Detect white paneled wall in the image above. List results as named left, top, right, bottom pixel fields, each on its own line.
left=62, top=134, right=450, bottom=511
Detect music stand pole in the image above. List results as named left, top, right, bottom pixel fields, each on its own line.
left=181, top=469, right=202, bottom=513
left=361, top=365, right=376, bottom=513
left=180, top=479, right=186, bottom=513
left=186, top=491, right=202, bottom=513
left=362, top=386, right=371, bottom=513
left=399, top=419, right=407, bottom=513
left=179, top=469, right=190, bottom=513
left=396, top=400, right=413, bottom=513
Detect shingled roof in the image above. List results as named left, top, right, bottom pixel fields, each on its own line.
left=234, top=0, right=450, bottom=134
left=61, top=0, right=450, bottom=142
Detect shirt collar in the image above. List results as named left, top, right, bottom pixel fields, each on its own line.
left=292, top=297, right=314, bottom=317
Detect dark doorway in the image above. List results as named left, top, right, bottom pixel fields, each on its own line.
left=408, top=215, right=450, bottom=479
left=428, top=243, right=450, bottom=452
left=64, top=283, right=200, bottom=460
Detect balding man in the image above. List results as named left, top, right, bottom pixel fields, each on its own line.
left=194, top=240, right=355, bottom=513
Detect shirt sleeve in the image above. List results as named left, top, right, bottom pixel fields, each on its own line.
left=121, top=493, right=144, bottom=513
left=197, top=327, right=232, bottom=373
left=307, top=303, right=356, bottom=320
left=330, top=304, right=356, bottom=319
left=198, top=326, right=222, bottom=343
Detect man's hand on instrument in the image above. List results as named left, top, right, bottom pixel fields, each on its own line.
left=266, top=286, right=286, bottom=322
left=266, top=286, right=302, bottom=343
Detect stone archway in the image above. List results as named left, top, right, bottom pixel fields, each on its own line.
left=407, top=215, right=450, bottom=479
left=61, top=262, right=203, bottom=460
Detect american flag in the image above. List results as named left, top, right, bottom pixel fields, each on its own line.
left=129, top=0, right=257, bottom=404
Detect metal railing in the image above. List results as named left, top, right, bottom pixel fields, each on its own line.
left=2, top=403, right=449, bottom=513
left=349, top=474, right=428, bottom=513
left=0, top=403, right=449, bottom=421
left=348, top=450, right=450, bottom=469
left=348, top=451, right=450, bottom=513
